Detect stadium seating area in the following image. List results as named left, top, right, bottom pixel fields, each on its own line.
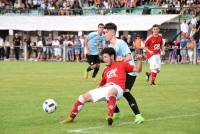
left=0, top=0, right=199, bottom=15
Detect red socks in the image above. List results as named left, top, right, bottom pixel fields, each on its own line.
left=70, top=100, right=83, bottom=119
left=150, top=71, right=157, bottom=84
left=108, top=96, right=117, bottom=117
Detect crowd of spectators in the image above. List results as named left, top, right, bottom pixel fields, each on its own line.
left=0, top=19, right=199, bottom=63
left=0, top=0, right=199, bottom=15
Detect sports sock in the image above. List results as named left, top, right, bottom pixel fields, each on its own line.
left=150, top=71, right=157, bottom=83
left=69, top=96, right=84, bottom=119
left=108, top=96, right=117, bottom=117
left=87, top=66, right=93, bottom=72
left=114, top=105, right=120, bottom=113
left=123, top=92, right=140, bottom=115
left=92, top=67, right=99, bottom=78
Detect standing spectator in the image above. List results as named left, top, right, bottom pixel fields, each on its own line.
left=181, top=19, right=189, bottom=38
left=13, top=33, right=21, bottom=60
left=35, top=37, right=43, bottom=61
left=24, top=37, right=32, bottom=59
left=127, top=35, right=134, bottom=52
left=197, top=39, right=200, bottom=62
left=0, top=36, right=4, bottom=60
left=78, top=32, right=85, bottom=61
left=4, top=36, right=10, bottom=60
left=190, top=15, right=198, bottom=26
left=52, top=38, right=62, bottom=61
left=180, top=35, right=188, bottom=63
left=134, top=35, right=143, bottom=54
left=189, top=25, right=197, bottom=38
left=187, top=38, right=196, bottom=64
left=45, top=35, right=53, bottom=61
left=64, top=35, right=74, bottom=61
left=74, top=35, right=82, bottom=62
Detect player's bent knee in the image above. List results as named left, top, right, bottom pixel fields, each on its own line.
left=82, top=92, right=93, bottom=102
left=108, top=88, right=118, bottom=96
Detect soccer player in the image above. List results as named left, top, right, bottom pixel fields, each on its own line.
left=84, top=23, right=106, bottom=79
left=61, top=47, right=142, bottom=126
left=144, top=24, right=164, bottom=85
left=104, top=23, right=144, bottom=124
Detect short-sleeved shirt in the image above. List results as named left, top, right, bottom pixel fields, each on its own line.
left=99, top=61, right=134, bottom=91
left=109, top=39, right=137, bottom=76
left=145, top=34, right=163, bottom=59
left=87, top=32, right=106, bottom=55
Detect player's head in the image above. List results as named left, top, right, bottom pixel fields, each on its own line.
left=101, top=47, right=116, bottom=66
left=152, top=24, right=160, bottom=36
left=98, top=23, right=104, bottom=35
left=104, top=23, right=117, bottom=41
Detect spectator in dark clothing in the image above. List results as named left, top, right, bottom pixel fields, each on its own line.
left=13, top=33, right=21, bottom=60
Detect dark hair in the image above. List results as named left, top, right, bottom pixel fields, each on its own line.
left=101, top=47, right=116, bottom=60
left=104, top=23, right=117, bottom=31
left=152, top=24, right=160, bottom=29
left=98, top=23, right=104, bottom=27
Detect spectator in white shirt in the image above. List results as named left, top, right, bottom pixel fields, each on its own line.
left=52, top=38, right=62, bottom=61
left=181, top=20, right=189, bottom=38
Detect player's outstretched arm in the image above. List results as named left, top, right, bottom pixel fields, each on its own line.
left=134, top=54, right=142, bottom=73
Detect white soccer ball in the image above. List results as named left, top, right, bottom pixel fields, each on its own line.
left=42, top=99, right=57, bottom=113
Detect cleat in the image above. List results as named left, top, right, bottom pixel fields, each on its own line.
left=113, top=112, right=121, bottom=120
left=60, top=117, right=74, bottom=124
left=134, top=114, right=144, bottom=124
left=145, top=72, right=149, bottom=82
left=107, top=117, right=113, bottom=126
left=84, top=70, right=89, bottom=79
left=150, top=82, right=156, bottom=85
left=91, top=77, right=97, bottom=81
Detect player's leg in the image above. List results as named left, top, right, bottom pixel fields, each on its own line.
left=149, top=55, right=161, bottom=85
left=106, top=83, right=125, bottom=126
left=124, top=75, right=144, bottom=124
left=61, top=92, right=93, bottom=124
left=92, top=55, right=100, bottom=78
left=85, top=55, right=96, bottom=79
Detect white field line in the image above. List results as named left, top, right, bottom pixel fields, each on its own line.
left=67, top=113, right=200, bottom=133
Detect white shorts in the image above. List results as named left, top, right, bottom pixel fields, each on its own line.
left=54, top=48, right=61, bottom=56
left=148, top=54, right=161, bottom=71
left=89, top=83, right=124, bottom=102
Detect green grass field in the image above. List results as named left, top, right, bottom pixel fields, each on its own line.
left=0, top=61, right=200, bottom=134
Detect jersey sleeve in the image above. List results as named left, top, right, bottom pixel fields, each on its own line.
left=145, top=36, right=151, bottom=47
left=120, top=41, right=131, bottom=56
left=87, top=32, right=96, bottom=41
left=102, top=36, right=106, bottom=48
left=99, top=69, right=107, bottom=86
left=124, top=62, right=134, bottom=73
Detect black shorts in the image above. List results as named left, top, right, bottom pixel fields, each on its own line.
left=87, top=55, right=100, bottom=65
left=125, top=74, right=136, bottom=91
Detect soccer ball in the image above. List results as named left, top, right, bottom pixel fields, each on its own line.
left=42, top=99, right=57, bottom=113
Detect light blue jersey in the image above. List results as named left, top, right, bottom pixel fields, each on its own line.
left=110, top=39, right=138, bottom=76
left=87, top=32, right=106, bottom=55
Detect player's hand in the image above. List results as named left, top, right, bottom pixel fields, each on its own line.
left=149, top=50, right=154, bottom=55
left=116, top=56, right=123, bottom=61
left=135, top=54, right=142, bottom=61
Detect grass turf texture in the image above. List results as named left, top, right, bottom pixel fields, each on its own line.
left=0, top=61, right=199, bottom=134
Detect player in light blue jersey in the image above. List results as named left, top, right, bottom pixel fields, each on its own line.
left=104, top=23, right=144, bottom=124
left=84, top=23, right=106, bottom=79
